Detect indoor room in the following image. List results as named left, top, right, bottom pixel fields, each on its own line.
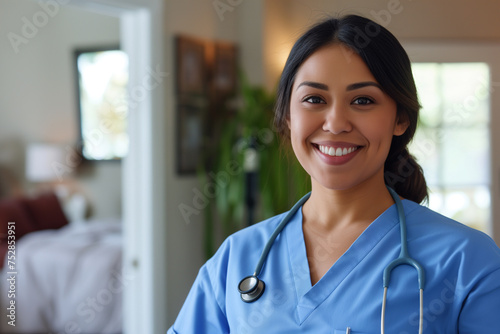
left=1, top=0, right=499, bottom=333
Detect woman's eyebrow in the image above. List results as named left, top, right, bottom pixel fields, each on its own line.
left=296, top=81, right=382, bottom=92
left=296, top=81, right=329, bottom=91
left=346, top=81, right=382, bottom=91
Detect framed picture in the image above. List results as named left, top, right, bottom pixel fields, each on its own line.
left=176, top=36, right=207, bottom=96
left=74, top=46, right=129, bottom=161
left=175, top=35, right=238, bottom=175
left=213, top=42, right=238, bottom=97
left=176, top=101, right=208, bottom=175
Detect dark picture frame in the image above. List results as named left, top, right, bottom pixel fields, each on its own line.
left=176, top=36, right=207, bottom=96
left=213, top=41, right=238, bottom=97
left=176, top=101, right=207, bottom=174
left=175, top=36, right=207, bottom=174
left=175, top=35, right=238, bottom=175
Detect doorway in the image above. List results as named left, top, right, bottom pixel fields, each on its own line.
left=66, top=1, right=167, bottom=333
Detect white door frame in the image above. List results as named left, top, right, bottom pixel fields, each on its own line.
left=65, top=1, right=167, bottom=333
left=403, top=41, right=500, bottom=245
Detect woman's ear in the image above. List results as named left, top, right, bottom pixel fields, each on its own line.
left=393, top=116, right=409, bottom=136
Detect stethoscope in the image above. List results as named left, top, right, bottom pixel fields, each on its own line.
left=237, top=187, right=426, bottom=334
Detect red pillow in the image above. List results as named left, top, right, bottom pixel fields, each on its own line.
left=0, top=197, right=37, bottom=242
left=22, top=192, right=68, bottom=231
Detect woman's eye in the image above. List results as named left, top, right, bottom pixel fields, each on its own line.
left=352, top=97, right=374, bottom=105
left=303, top=96, right=325, bottom=104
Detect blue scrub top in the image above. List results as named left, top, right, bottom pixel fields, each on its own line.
left=168, top=200, right=500, bottom=333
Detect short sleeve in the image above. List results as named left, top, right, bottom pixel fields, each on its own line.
left=167, top=264, right=229, bottom=334
left=458, top=267, right=500, bottom=333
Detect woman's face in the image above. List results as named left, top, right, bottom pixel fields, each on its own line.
left=288, top=43, right=408, bottom=191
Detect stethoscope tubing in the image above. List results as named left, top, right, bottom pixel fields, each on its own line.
left=384, top=187, right=426, bottom=290
left=382, top=187, right=425, bottom=334
left=252, top=192, right=311, bottom=277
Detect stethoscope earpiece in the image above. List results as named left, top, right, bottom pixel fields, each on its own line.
left=238, top=275, right=265, bottom=303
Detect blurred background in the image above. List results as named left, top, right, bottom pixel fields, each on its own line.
left=1, top=0, right=500, bottom=333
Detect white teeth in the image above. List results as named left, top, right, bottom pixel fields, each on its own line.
left=318, top=145, right=358, bottom=157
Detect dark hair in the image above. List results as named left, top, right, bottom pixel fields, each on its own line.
left=274, top=14, right=428, bottom=203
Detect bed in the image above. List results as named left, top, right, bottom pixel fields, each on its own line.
left=0, top=191, right=123, bottom=333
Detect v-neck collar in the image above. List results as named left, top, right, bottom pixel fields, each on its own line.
left=284, top=202, right=401, bottom=325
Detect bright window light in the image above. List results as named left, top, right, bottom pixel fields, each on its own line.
left=410, top=63, right=491, bottom=234
left=76, top=48, right=129, bottom=161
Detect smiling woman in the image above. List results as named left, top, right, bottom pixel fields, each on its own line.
left=287, top=44, right=407, bottom=195
left=274, top=19, right=426, bottom=204
left=168, top=14, right=500, bottom=334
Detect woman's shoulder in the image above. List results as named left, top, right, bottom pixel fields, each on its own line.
left=403, top=200, right=490, bottom=236
left=403, top=200, right=500, bottom=265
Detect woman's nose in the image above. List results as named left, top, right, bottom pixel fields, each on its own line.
left=322, top=103, right=352, bottom=134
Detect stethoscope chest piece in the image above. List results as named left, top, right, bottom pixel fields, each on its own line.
left=238, top=275, right=265, bottom=303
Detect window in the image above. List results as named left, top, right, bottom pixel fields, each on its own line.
left=75, top=47, right=129, bottom=161
left=410, top=63, right=490, bottom=233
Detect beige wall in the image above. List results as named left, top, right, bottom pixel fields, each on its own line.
left=263, top=0, right=500, bottom=90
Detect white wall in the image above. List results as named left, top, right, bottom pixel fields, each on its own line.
left=0, top=0, right=121, bottom=219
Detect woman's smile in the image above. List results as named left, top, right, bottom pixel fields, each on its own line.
left=313, top=142, right=362, bottom=165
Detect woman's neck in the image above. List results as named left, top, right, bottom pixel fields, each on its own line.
left=302, top=178, right=395, bottom=231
